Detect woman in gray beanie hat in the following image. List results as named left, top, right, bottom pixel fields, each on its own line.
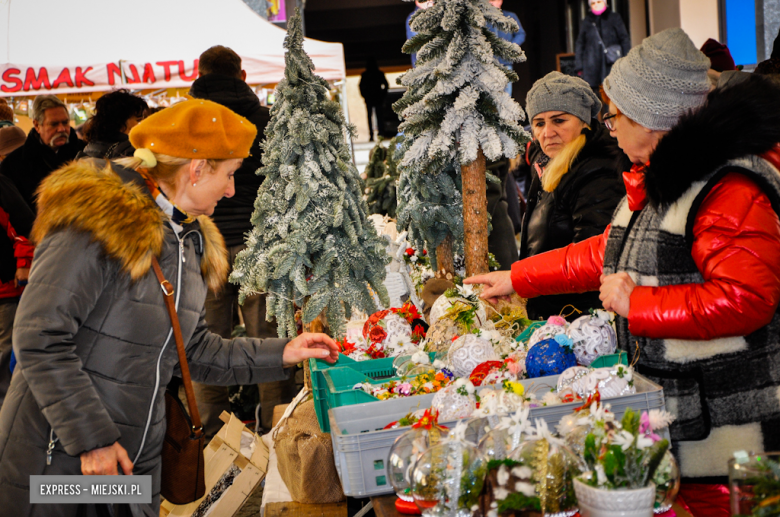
left=501, top=71, right=626, bottom=319
left=469, top=30, right=780, bottom=515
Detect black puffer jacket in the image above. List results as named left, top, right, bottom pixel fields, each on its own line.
left=189, top=74, right=271, bottom=246
left=0, top=127, right=85, bottom=213
left=575, top=11, right=631, bottom=88
left=0, top=161, right=289, bottom=516
left=519, top=122, right=626, bottom=319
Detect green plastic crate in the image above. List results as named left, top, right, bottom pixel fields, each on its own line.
left=590, top=350, right=629, bottom=368
left=310, top=353, right=436, bottom=432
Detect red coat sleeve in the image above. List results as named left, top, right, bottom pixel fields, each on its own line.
left=0, top=206, right=34, bottom=269
left=628, top=173, right=780, bottom=340
left=511, top=226, right=608, bottom=298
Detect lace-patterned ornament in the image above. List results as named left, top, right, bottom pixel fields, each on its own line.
left=528, top=315, right=569, bottom=348
left=568, top=310, right=617, bottom=366
left=447, top=334, right=500, bottom=378
left=558, top=365, right=636, bottom=399
left=431, top=384, right=477, bottom=420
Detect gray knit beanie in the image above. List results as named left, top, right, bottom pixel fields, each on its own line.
left=526, top=71, right=602, bottom=124
left=603, top=28, right=711, bottom=131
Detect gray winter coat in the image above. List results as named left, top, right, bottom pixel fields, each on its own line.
left=0, top=161, right=289, bottom=516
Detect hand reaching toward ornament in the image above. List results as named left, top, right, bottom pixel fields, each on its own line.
left=599, top=273, right=636, bottom=318
left=464, top=270, right=514, bottom=305
left=283, top=332, right=340, bottom=367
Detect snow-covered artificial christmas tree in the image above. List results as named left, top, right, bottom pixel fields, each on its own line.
left=365, top=136, right=402, bottom=218
left=231, top=10, right=390, bottom=339
left=394, top=0, right=530, bottom=276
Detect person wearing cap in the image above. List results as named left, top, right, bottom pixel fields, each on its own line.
left=0, top=126, right=34, bottom=411
left=468, top=28, right=780, bottom=515
left=574, top=0, right=631, bottom=93
left=510, top=71, right=626, bottom=319
left=0, top=99, right=340, bottom=516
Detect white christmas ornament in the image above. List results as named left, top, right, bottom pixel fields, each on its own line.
left=528, top=315, right=569, bottom=348
left=567, top=310, right=617, bottom=366
left=447, top=334, right=500, bottom=378
left=557, top=365, right=636, bottom=399
left=431, top=381, right=477, bottom=420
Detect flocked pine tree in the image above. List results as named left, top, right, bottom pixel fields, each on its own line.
left=394, top=0, right=530, bottom=276
left=365, top=135, right=402, bottom=218
left=231, top=10, right=390, bottom=339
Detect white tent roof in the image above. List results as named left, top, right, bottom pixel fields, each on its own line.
left=0, top=0, right=345, bottom=97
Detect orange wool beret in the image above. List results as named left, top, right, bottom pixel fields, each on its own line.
left=129, top=99, right=257, bottom=159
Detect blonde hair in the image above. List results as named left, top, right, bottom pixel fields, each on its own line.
left=541, top=128, right=589, bottom=193
left=115, top=152, right=225, bottom=194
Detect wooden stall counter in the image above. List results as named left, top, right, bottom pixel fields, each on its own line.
left=369, top=495, right=694, bottom=517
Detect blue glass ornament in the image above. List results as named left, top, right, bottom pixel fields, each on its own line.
left=525, top=338, right=578, bottom=378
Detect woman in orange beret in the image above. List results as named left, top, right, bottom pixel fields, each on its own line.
left=0, top=99, right=339, bottom=517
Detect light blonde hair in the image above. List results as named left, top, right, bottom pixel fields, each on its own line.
left=115, top=153, right=224, bottom=194
left=541, top=126, right=589, bottom=192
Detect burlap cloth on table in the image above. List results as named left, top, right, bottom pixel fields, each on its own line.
left=272, top=398, right=345, bottom=503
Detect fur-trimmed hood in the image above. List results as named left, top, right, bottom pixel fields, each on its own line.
left=645, top=75, right=780, bottom=207
left=32, top=160, right=228, bottom=291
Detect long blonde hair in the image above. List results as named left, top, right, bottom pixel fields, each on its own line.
left=541, top=128, right=589, bottom=192
left=115, top=153, right=224, bottom=194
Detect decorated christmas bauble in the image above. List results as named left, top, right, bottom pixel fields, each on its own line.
left=362, top=311, right=413, bottom=355
left=525, top=337, right=577, bottom=378
left=558, top=364, right=636, bottom=399
left=556, top=366, right=591, bottom=393
left=389, top=424, right=449, bottom=507
left=410, top=440, right=487, bottom=514
left=429, top=291, right=488, bottom=327
left=468, top=360, right=504, bottom=386
left=422, top=318, right=460, bottom=354
left=653, top=451, right=681, bottom=514
left=567, top=310, right=617, bottom=366
left=502, top=436, right=585, bottom=516
left=528, top=315, right=569, bottom=348
left=447, top=334, right=500, bottom=378
left=431, top=382, right=477, bottom=420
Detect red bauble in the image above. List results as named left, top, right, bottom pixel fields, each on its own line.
left=468, top=360, right=504, bottom=386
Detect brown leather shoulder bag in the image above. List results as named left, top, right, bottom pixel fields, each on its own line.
left=152, top=257, right=206, bottom=504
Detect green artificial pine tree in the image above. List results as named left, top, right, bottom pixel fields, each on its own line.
left=231, top=10, right=390, bottom=339
left=365, top=136, right=402, bottom=218
left=394, top=0, right=530, bottom=275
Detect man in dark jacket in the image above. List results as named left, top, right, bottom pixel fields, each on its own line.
left=0, top=95, right=85, bottom=213
left=189, top=45, right=295, bottom=435
left=359, top=58, right=389, bottom=141
left=574, top=0, right=631, bottom=91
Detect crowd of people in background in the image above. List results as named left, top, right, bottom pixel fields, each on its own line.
left=1, top=2, right=780, bottom=515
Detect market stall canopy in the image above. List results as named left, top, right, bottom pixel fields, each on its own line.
left=0, top=0, right=346, bottom=97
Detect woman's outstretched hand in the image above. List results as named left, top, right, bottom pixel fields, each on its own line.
left=464, top=270, right=514, bottom=305
left=283, top=332, right=340, bottom=367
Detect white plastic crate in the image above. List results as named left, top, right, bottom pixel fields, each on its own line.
left=328, top=373, right=666, bottom=497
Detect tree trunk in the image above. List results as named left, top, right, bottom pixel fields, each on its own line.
left=461, top=147, right=489, bottom=277
left=435, top=234, right=455, bottom=278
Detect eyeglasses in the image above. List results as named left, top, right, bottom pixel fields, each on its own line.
left=603, top=113, right=617, bottom=131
